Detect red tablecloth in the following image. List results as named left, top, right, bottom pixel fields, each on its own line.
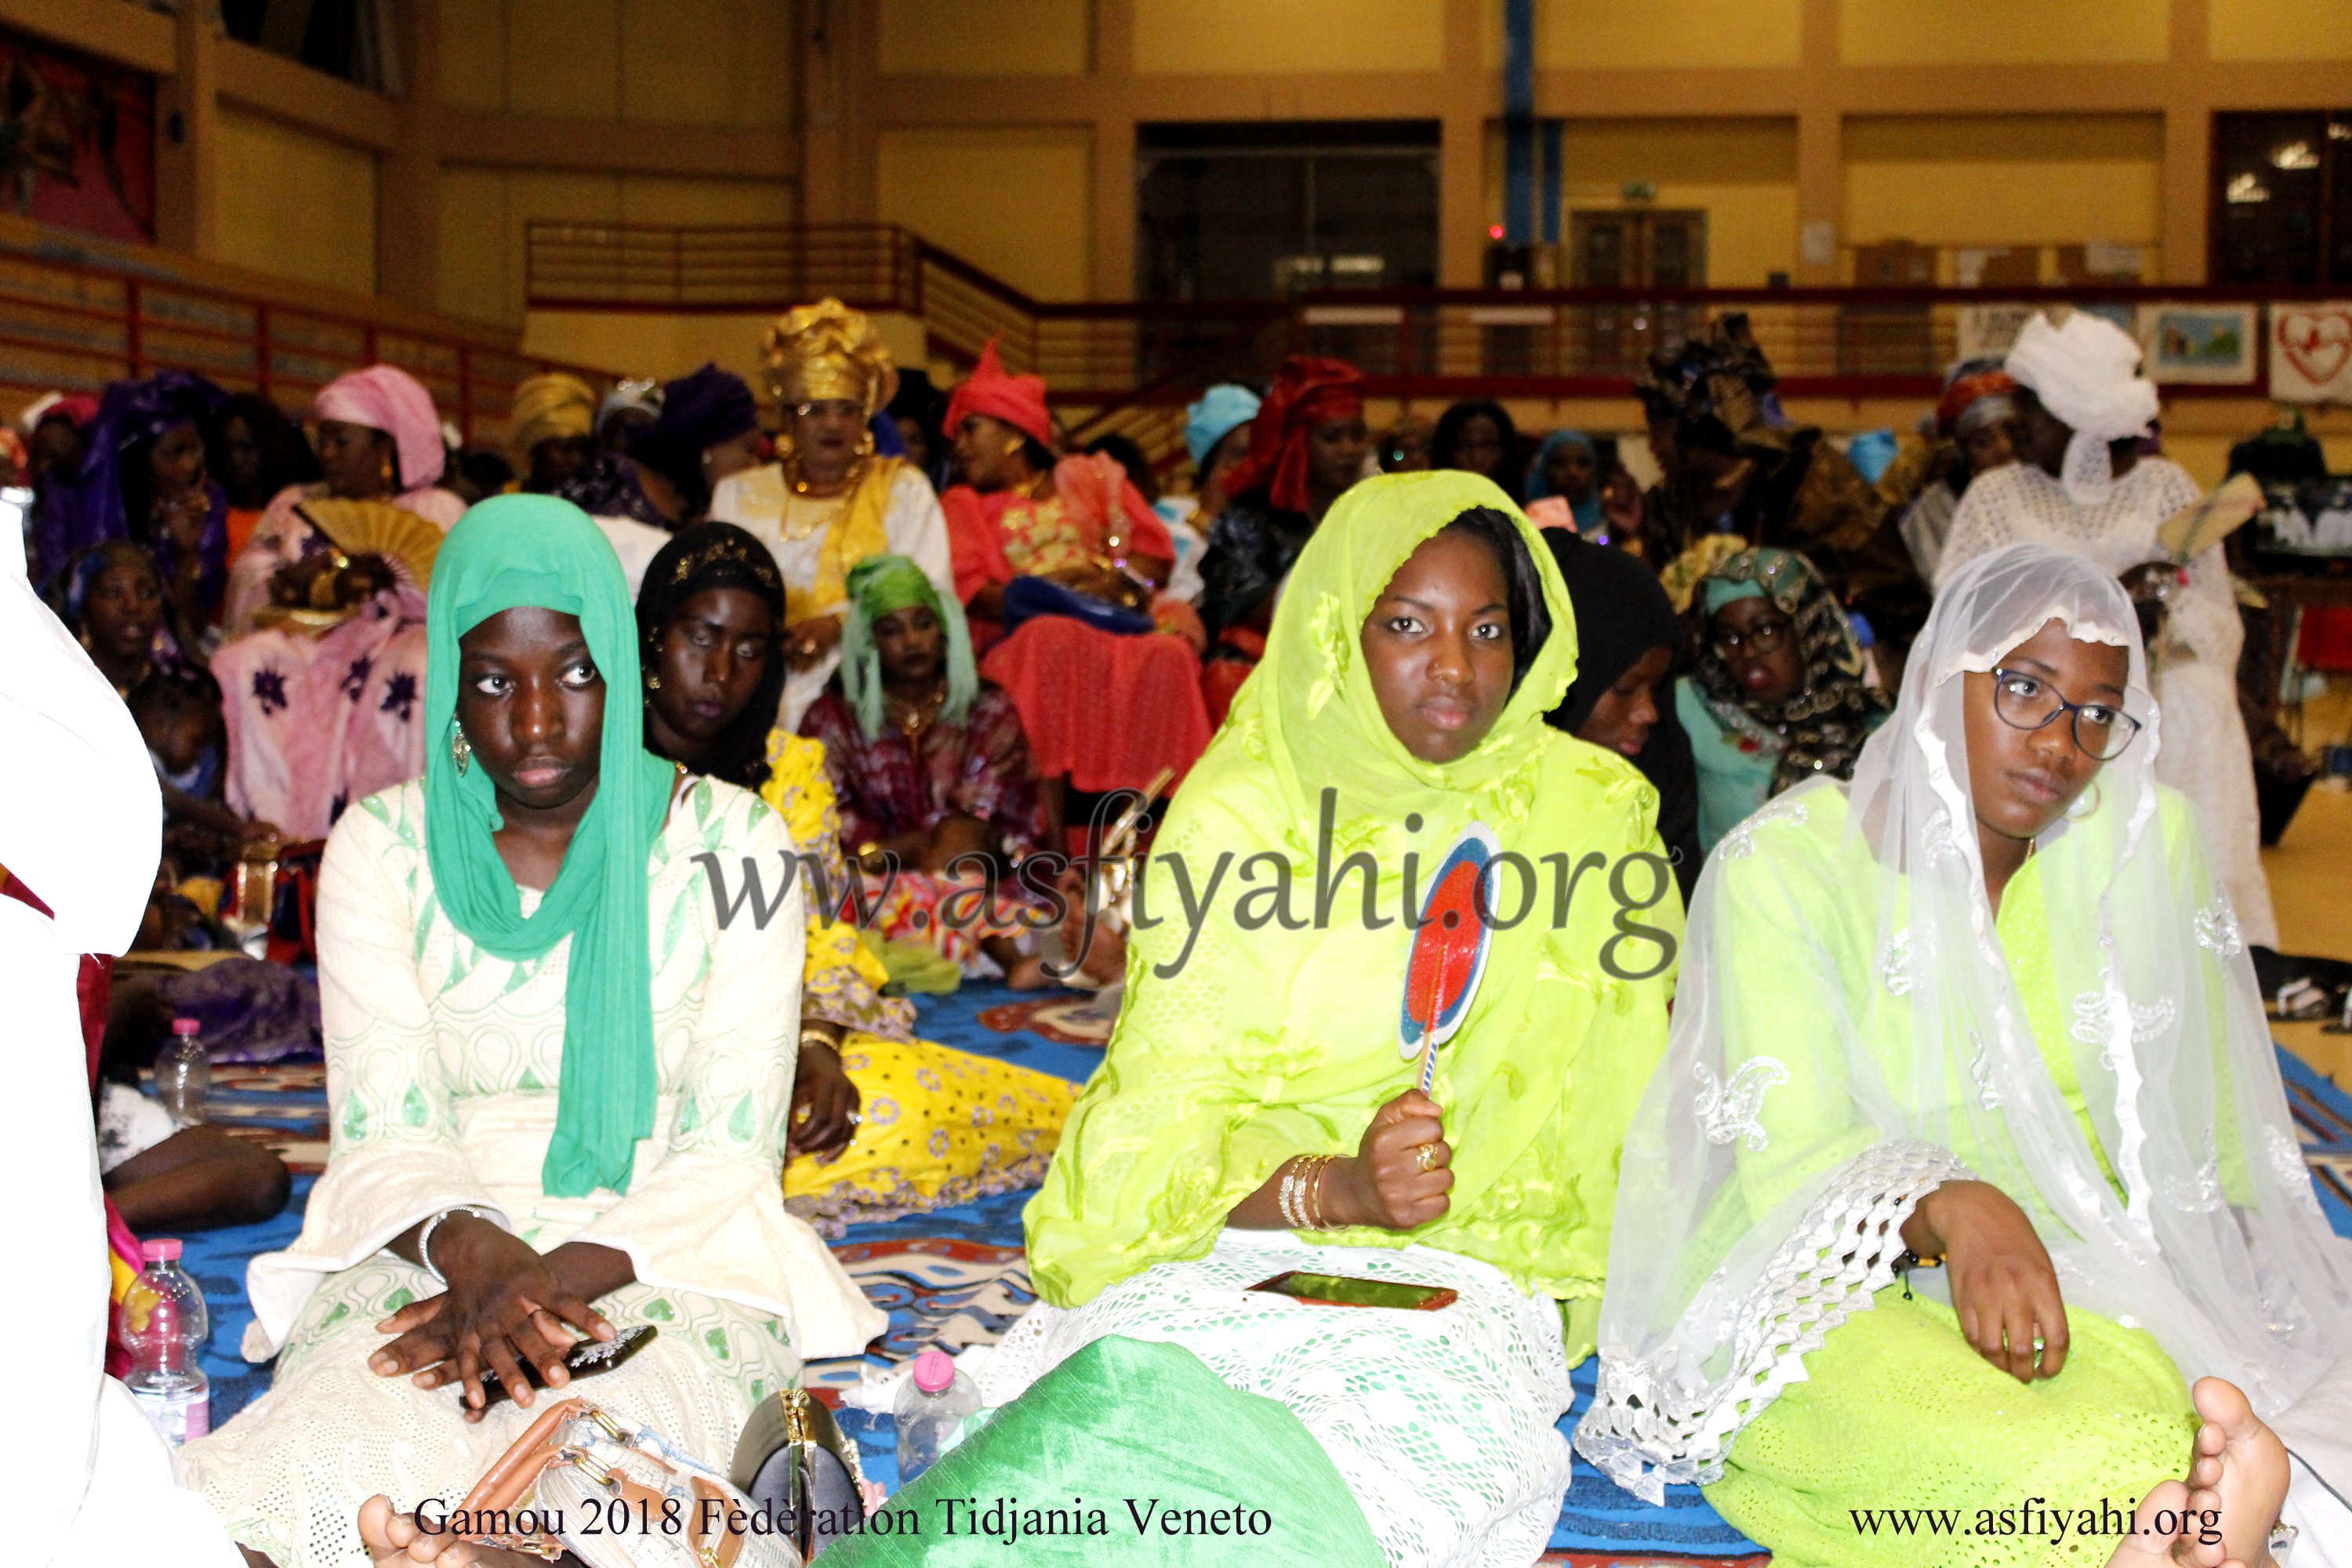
left=981, top=617, right=1212, bottom=795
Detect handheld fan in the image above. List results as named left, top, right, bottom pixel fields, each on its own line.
left=1397, top=823, right=1501, bottom=1094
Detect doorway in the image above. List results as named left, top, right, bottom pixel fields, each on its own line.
left=1569, top=209, right=1708, bottom=372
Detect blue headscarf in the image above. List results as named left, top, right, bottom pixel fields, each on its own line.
left=1523, top=430, right=1602, bottom=532
left=1185, top=384, right=1262, bottom=470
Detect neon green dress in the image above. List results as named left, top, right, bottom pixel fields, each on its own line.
left=1698, top=792, right=2194, bottom=1568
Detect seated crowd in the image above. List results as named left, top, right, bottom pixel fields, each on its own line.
left=10, top=299, right=2351, bottom=1568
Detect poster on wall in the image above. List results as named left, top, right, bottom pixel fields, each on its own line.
left=1955, top=304, right=2038, bottom=363
left=0, top=27, right=156, bottom=245
left=2136, top=303, right=2259, bottom=385
left=2270, top=305, right=2352, bottom=405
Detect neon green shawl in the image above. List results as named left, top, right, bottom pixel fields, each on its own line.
left=424, top=495, right=677, bottom=1198
left=1024, top=471, right=1681, bottom=1345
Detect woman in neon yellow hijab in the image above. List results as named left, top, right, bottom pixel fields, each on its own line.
left=1004, top=470, right=1681, bottom=1566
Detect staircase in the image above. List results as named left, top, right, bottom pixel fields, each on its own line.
left=526, top=220, right=1288, bottom=478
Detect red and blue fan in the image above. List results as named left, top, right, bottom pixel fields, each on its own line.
left=1399, top=823, right=1500, bottom=1094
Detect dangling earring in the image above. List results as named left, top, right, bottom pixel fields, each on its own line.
left=450, top=723, right=473, bottom=775
left=1002, top=437, right=1022, bottom=458
left=855, top=426, right=875, bottom=458
left=2065, top=780, right=2102, bottom=820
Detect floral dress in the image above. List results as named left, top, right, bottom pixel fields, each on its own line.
left=180, top=775, right=883, bottom=1568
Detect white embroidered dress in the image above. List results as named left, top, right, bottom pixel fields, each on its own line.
left=1936, top=458, right=2278, bottom=948
left=181, top=776, right=884, bottom=1568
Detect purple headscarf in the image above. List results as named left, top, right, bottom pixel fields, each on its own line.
left=655, top=365, right=760, bottom=452
left=53, top=371, right=230, bottom=609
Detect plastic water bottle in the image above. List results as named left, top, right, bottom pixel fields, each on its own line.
left=121, top=1239, right=209, bottom=1444
left=156, top=1017, right=209, bottom=1127
left=895, top=1348, right=979, bottom=1484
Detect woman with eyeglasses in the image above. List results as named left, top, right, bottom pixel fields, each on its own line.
left=709, top=300, right=954, bottom=732
left=1581, top=542, right=2351, bottom=1568
left=1676, top=546, right=1889, bottom=856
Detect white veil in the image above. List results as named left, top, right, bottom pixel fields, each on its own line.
left=1576, top=542, right=2352, bottom=1503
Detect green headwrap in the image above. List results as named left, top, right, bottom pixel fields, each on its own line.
left=838, top=554, right=978, bottom=741
left=424, top=495, right=677, bottom=1198
left=1025, top=471, right=1681, bottom=1338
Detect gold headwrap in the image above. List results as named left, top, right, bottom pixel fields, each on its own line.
left=762, top=299, right=898, bottom=417
left=509, top=372, right=597, bottom=459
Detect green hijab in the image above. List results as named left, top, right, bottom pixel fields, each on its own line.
left=424, top=494, right=677, bottom=1198
left=1024, top=471, right=1681, bottom=1341
left=837, top=553, right=978, bottom=741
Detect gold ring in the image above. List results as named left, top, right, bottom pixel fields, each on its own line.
left=1413, top=1142, right=1438, bottom=1173
left=793, top=1105, right=812, bottom=1124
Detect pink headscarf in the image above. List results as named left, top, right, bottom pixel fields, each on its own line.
left=314, top=365, right=447, bottom=493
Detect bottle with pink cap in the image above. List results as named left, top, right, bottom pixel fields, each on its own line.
left=156, top=1015, right=209, bottom=1127
left=121, top=1237, right=209, bottom=1443
left=894, top=1346, right=981, bottom=1483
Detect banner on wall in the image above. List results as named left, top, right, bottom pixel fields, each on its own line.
left=2270, top=305, right=2352, bottom=405
left=0, top=26, right=157, bottom=245
left=2136, top=303, right=2259, bottom=386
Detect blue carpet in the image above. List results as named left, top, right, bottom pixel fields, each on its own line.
left=173, top=993, right=2352, bottom=1562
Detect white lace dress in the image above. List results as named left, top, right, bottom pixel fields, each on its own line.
left=180, top=777, right=886, bottom=1567
left=1936, top=459, right=2278, bottom=947
left=982, top=1229, right=1575, bottom=1568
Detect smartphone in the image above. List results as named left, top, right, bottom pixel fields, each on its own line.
left=1247, top=1271, right=1457, bottom=1311
left=470, top=1323, right=657, bottom=1409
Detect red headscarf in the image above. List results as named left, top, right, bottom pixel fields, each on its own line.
left=1936, top=369, right=2016, bottom=437
left=944, top=340, right=1053, bottom=450
left=1218, top=355, right=1365, bottom=514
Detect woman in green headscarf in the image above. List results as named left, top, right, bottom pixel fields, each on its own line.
left=182, top=495, right=883, bottom=1568
left=799, top=551, right=1058, bottom=986
left=988, top=471, right=1681, bottom=1567
left=1677, top=546, right=1890, bottom=855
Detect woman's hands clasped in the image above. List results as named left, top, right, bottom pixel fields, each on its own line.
left=368, top=1215, right=619, bottom=1421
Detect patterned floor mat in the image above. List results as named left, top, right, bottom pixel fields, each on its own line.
left=172, top=996, right=2352, bottom=1566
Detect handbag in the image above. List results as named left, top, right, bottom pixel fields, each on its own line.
left=456, top=1396, right=803, bottom=1568
left=999, top=573, right=1154, bottom=637
left=731, top=1388, right=875, bottom=1562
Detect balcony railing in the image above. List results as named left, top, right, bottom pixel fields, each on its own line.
left=0, top=238, right=614, bottom=451
left=524, top=221, right=2332, bottom=418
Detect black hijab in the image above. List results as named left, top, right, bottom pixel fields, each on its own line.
left=1541, top=531, right=1703, bottom=900
left=634, top=522, right=786, bottom=789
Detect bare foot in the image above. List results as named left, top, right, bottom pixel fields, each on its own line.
left=2191, top=1376, right=2292, bottom=1567
left=2103, top=1481, right=2230, bottom=1568
left=357, top=1495, right=542, bottom=1567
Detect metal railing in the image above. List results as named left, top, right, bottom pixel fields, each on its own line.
left=523, top=220, right=2341, bottom=393
left=521, top=220, right=2342, bottom=474
left=0, top=240, right=615, bottom=450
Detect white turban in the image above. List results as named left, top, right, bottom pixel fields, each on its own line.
left=2004, top=310, right=2160, bottom=506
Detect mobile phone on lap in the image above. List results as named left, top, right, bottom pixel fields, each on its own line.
left=1247, top=1271, right=1457, bottom=1311
left=468, top=1323, right=658, bottom=1409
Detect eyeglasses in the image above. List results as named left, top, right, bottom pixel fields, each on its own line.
left=1711, top=618, right=1793, bottom=659
left=1988, top=667, right=2143, bottom=760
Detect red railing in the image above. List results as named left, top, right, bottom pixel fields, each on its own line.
left=0, top=238, right=615, bottom=449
